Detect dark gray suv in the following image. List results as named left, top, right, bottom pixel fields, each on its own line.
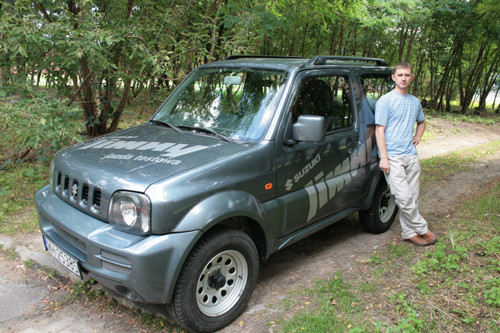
left=35, top=55, right=398, bottom=332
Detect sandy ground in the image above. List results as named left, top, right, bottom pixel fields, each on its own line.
left=0, top=119, right=499, bottom=333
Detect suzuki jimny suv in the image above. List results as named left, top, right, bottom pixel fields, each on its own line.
left=35, top=55, right=398, bottom=332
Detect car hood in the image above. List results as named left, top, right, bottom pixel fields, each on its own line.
left=53, top=124, right=250, bottom=193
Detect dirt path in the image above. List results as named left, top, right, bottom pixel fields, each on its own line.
left=0, top=119, right=499, bottom=333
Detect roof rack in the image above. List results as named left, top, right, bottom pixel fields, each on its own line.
left=225, top=55, right=304, bottom=61
left=308, top=56, right=388, bottom=67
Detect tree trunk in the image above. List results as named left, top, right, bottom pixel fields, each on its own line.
left=460, top=43, right=487, bottom=113
left=398, top=24, right=408, bottom=61
left=207, top=0, right=222, bottom=62
left=107, top=77, right=132, bottom=133
left=140, top=78, right=154, bottom=116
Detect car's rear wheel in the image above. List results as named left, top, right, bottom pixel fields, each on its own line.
left=359, top=182, right=398, bottom=234
left=167, top=228, right=259, bottom=333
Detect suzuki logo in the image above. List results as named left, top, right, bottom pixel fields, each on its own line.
left=72, top=183, right=78, bottom=199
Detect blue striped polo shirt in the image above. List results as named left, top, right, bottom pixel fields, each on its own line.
left=375, top=90, right=424, bottom=156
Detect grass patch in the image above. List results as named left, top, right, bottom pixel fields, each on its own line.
left=420, top=140, right=500, bottom=187
left=276, top=273, right=361, bottom=332
left=425, top=110, right=500, bottom=126
left=0, top=161, right=49, bottom=234
left=272, top=182, right=500, bottom=332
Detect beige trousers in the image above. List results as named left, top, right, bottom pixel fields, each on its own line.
left=385, top=154, right=428, bottom=239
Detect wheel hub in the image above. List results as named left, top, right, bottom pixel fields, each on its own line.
left=208, top=270, right=226, bottom=290
left=196, top=250, right=249, bottom=317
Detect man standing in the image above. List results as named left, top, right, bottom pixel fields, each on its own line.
left=375, top=62, right=436, bottom=246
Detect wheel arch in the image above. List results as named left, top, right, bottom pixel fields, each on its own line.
left=358, top=168, right=386, bottom=210
left=163, top=191, right=272, bottom=306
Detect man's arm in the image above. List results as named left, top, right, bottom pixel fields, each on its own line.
left=413, top=119, right=426, bottom=145
left=375, top=125, right=390, bottom=175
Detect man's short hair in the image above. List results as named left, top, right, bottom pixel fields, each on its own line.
left=392, top=62, right=413, bottom=74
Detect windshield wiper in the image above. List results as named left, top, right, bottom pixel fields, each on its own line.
left=178, top=125, right=234, bottom=143
left=149, top=119, right=183, bottom=133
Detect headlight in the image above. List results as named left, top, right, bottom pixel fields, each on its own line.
left=108, top=191, right=151, bottom=235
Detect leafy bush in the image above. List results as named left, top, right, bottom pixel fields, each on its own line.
left=0, top=89, right=84, bottom=165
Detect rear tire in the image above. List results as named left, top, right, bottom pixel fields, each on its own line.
left=359, top=182, right=398, bottom=234
left=167, top=228, right=259, bottom=333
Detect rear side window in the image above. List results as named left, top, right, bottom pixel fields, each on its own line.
left=359, top=75, right=393, bottom=112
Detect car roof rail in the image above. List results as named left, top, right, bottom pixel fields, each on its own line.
left=225, top=55, right=305, bottom=61
left=309, top=56, right=388, bottom=67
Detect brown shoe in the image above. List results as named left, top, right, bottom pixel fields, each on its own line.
left=403, top=235, right=430, bottom=246
left=421, top=231, right=437, bottom=245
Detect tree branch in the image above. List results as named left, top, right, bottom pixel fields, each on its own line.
left=67, top=69, right=93, bottom=107
left=36, top=3, right=53, bottom=23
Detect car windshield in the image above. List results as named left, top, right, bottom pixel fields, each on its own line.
left=153, top=68, right=288, bottom=142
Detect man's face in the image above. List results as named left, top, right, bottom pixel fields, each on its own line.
left=392, top=67, right=414, bottom=90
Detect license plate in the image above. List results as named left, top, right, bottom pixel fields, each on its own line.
left=44, top=237, right=82, bottom=278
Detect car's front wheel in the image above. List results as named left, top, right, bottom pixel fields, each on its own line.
left=359, top=182, right=398, bottom=234
left=167, top=228, right=259, bottom=332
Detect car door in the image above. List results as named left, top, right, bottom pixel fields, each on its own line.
left=275, top=70, right=367, bottom=237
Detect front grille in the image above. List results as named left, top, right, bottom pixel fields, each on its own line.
left=82, top=184, right=89, bottom=205
left=71, top=180, right=78, bottom=202
left=63, top=176, right=70, bottom=197
left=93, top=189, right=102, bottom=211
left=53, top=170, right=104, bottom=217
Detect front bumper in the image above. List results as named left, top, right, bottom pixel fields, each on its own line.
left=35, top=185, right=202, bottom=304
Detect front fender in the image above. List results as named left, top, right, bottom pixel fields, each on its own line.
left=359, top=167, right=385, bottom=210
left=172, top=190, right=273, bottom=246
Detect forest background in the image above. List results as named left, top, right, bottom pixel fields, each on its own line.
left=0, top=0, right=499, bottom=141
left=0, top=2, right=499, bottom=331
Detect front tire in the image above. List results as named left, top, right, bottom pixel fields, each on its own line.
left=167, top=228, right=259, bottom=332
left=359, top=182, right=398, bottom=234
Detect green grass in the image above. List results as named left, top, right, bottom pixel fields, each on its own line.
left=271, top=182, right=500, bottom=332
left=426, top=112, right=499, bottom=126
left=276, top=273, right=360, bottom=332
left=0, top=162, right=48, bottom=234
left=420, top=140, right=500, bottom=187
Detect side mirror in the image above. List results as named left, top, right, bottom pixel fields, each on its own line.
left=292, top=115, right=325, bottom=142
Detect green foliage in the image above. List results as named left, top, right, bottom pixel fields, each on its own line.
left=69, top=279, right=104, bottom=302
left=139, top=313, right=172, bottom=330
left=277, top=273, right=360, bottom=332
left=384, top=293, right=424, bottom=333
left=0, top=90, right=83, bottom=235
left=1, top=0, right=498, bottom=137
left=0, top=161, right=49, bottom=234
left=484, top=277, right=500, bottom=308
left=413, top=242, right=468, bottom=276
left=0, top=89, right=84, bottom=164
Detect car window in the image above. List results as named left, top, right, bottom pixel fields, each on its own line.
left=290, top=75, right=352, bottom=132
left=359, top=75, right=393, bottom=111
left=154, top=68, right=288, bottom=142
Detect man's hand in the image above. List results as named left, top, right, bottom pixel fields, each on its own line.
left=379, top=157, right=390, bottom=175
left=413, top=120, right=426, bottom=146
